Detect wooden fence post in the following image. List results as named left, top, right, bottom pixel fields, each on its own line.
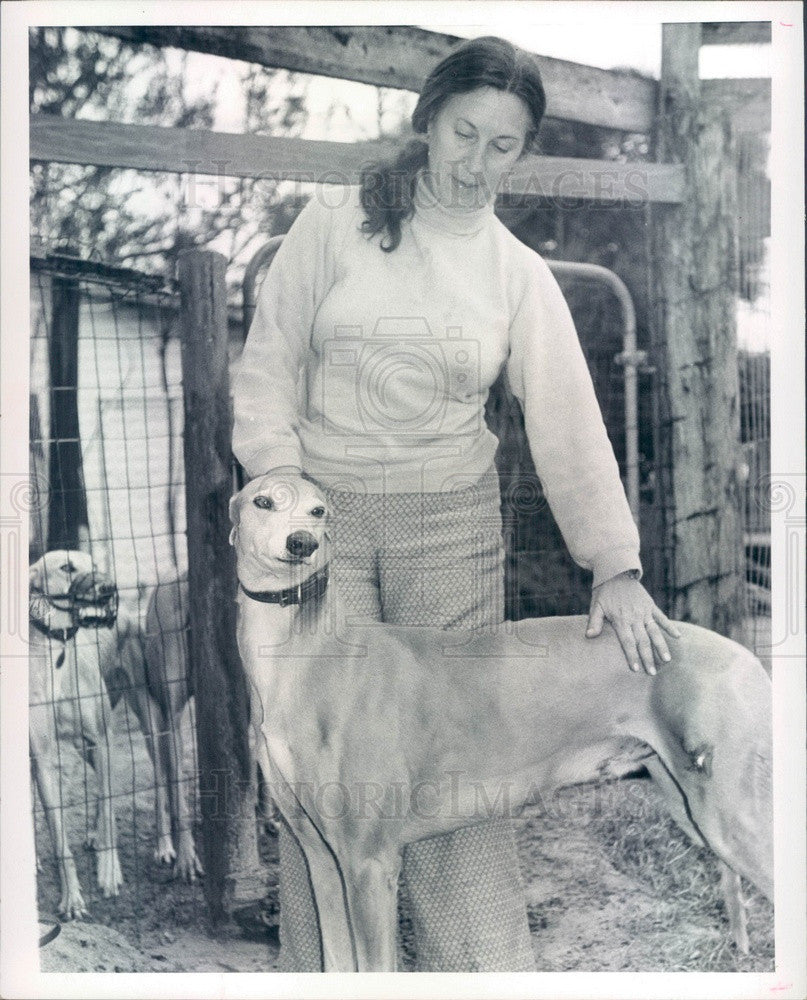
left=177, top=249, right=261, bottom=922
left=651, top=23, right=745, bottom=634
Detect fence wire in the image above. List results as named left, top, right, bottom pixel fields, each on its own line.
left=29, top=257, right=204, bottom=937
left=736, top=129, right=772, bottom=642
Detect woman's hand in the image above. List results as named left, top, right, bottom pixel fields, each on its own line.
left=586, top=571, right=681, bottom=674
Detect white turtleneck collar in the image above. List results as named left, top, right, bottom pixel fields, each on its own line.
left=411, top=169, right=496, bottom=238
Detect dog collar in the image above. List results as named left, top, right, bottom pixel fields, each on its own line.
left=29, top=617, right=79, bottom=644
left=241, top=567, right=329, bottom=607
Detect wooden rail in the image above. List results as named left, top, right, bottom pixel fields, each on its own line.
left=92, top=25, right=658, bottom=133
left=30, top=114, right=686, bottom=203
left=702, top=21, right=772, bottom=45
left=91, top=25, right=770, bottom=134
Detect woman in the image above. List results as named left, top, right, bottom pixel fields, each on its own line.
left=233, top=35, right=678, bottom=973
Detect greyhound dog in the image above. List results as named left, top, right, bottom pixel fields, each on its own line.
left=29, top=549, right=126, bottom=918
left=229, top=472, right=773, bottom=972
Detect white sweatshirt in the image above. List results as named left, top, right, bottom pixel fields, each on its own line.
left=232, top=173, right=641, bottom=587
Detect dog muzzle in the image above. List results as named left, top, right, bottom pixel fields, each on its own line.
left=30, top=573, right=119, bottom=641
left=67, top=572, right=119, bottom=629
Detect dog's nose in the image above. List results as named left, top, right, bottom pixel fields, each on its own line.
left=96, top=581, right=116, bottom=597
left=286, top=531, right=319, bottom=558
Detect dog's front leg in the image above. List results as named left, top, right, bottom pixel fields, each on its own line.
left=29, top=730, right=87, bottom=919
left=340, top=851, right=402, bottom=971
left=261, top=748, right=357, bottom=970
left=29, top=642, right=88, bottom=919
left=289, top=823, right=357, bottom=972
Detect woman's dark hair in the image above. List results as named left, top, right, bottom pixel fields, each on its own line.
left=359, top=36, right=546, bottom=252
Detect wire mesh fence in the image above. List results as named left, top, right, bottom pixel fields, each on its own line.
left=736, top=129, right=772, bottom=642
left=29, top=256, right=205, bottom=936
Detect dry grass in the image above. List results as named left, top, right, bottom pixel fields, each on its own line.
left=582, top=777, right=774, bottom=971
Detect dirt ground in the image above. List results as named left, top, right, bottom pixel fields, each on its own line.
left=34, top=695, right=774, bottom=976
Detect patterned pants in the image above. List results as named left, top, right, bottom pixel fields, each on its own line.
left=277, top=471, right=535, bottom=972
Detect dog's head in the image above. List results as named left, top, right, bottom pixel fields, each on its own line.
left=229, top=472, right=330, bottom=591
left=29, top=549, right=118, bottom=629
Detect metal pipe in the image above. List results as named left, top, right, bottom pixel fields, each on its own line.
left=545, top=260, right=645, bottom=523
left=242, top=242, right=645, bottom=523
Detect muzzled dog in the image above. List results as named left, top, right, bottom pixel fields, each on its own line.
left=29, top=549, right=124, bottom=918
left=230, top=473, right=772, bottom=972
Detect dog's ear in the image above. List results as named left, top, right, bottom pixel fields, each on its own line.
left=228, top=493, right=241, bottom=547
left=29, top=561, right=43, bottom=591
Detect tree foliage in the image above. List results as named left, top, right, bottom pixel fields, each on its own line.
left=29, top=28, right=310, bottom=282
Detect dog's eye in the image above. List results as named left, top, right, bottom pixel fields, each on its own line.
left=311, top=507, right=326, bottom=518
left=60, top=562, right=76, bottom=573
left=253, top=495, right=274, bottom=510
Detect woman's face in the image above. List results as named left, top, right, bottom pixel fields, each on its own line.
left=424, top=86, right=531, bottom=211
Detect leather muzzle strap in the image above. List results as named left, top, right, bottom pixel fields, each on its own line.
left=240, top=567, right=329, bottom=607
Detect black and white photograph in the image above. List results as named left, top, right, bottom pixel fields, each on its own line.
left=1, top=1, right=804, bottom=997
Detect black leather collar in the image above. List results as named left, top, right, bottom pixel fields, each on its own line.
left=240, top=566, right=329, bottom=607
left=29, top=617, right=79, bottom=645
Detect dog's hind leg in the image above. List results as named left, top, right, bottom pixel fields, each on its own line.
left=79, top=737, right=101, bottom=849
left=156, top=614, right=202, bottom=881
left=164, top=699, right=203, bottom=881
left=644, top=755, right=749, bottom=952
left=719, top=864, right=749, bottom=954
left=648, top=645, right=773, bottom=939
left=88, top=701, right=123, bottom=898
left=128, top=686, right=175, bottom=866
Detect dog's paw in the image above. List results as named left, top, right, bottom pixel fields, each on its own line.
left=96, top=848, right=123, bottom=898
left=174, top=832, right=204, bottom=882
left=154, top=835, right=177, bottom=866
left=58, top=885, right=89, bottom=920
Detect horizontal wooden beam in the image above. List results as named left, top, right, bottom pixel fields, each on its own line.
left=702, top=78, right=770, bottom=132
left=30, top=114, right=685, bottom=203
left=90, top=25, right=658, bottom=133
left=701, top=21, right=772, bottom=45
